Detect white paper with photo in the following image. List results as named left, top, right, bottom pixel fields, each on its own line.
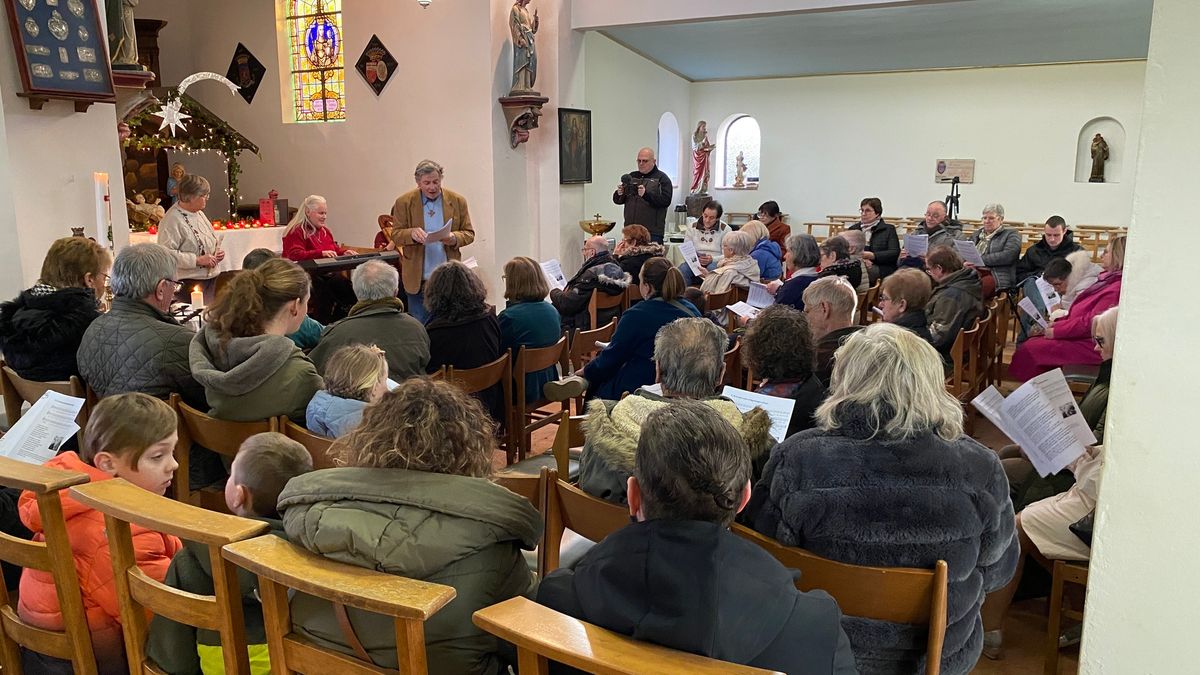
left=747, top=282, right=775, bottom=309
left=725, top=302, right=762, bottom=320
left=1028, top=368, right=1097, bottom=447
left=1035, top=277, right=1061, bottom=309
left=678, top=240, right=704, bottom=276
left=720, top=386, right=794, bottom=443
left=999, top=384, right=1086, bottom=476
left=954, top=240, right=986, bottom=267
left=1017, top=296, right=1048, bottom=328
left=0, top=391, right=86, bottom=465
left=540, top=259, right=567, bottom=291
left=903, top=233, right=928, bottom=257
left=424, top=218, right=454, bottom=243
left=972, top=386, right=1035, bottom=451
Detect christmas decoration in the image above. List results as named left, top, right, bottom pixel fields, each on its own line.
left=150, top=71, right=239, bottom=136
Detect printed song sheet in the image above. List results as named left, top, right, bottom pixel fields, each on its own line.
left=971, top=368, right=1092, bottom=477
left=954, top=240, right=986, bottom=267
left=424, top=218, right=454, bottom=243
left=903, top=233, right=928, bottom=257
left=1017, top=296, right=1048, bottom=328
left=678, top=240, right=704, bottom=276
left=540, top=259, right=567, bottom=291
left=0, top=392, right=86, bottom=465
left=720, top=386, right=794, bottom=443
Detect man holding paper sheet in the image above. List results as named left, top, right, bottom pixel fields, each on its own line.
left=898, top=200, right=960, bottom=269
left=549, top=236, right=630, bottom=333
left=390, top=159, right=475, bottom=322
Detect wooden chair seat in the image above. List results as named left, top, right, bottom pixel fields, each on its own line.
left=511, top=338, right=569, bottom=461
left=473, top=597, right=781, bottom=674
left=500, top=411, right=585, bottom=483
left=0, top=363, right=89, bottom=430
left=170, top=394, right=279, bottom=507
left=281, top=416, right=337, bottom=470
left=0, top=457, right=95, bottom=674
left=222, top=534, right=456, bottom=674
left=70, top=478, right=270, bottom=675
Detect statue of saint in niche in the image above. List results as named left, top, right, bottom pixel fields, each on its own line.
left=690, top=120, right=715, bottom=194
left=1089, top=133, right=1110, bottom=183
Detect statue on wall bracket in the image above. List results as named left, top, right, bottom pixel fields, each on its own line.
left=498, top=0, right=547, bottom=148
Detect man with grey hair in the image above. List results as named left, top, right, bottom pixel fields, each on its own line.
left=613, top=146, right=673, bottom=242
left=77, top=243, right=205, bottom=406
left=577, top=317, right=774, bottom=506
left=550, top=234, right=630, bottom=333
left=308, top=259, right=429, bottom=382
left=802, top=276, right=862, bottom=387
left=389, top=159, right=475, bottom=322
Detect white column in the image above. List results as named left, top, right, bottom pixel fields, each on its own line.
left=1081, top=0, right=1200, bottom=672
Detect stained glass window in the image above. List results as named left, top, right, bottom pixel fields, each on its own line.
left=722, top=115, right=760, bottom=186
left=286, top=0, right=346, bottom=123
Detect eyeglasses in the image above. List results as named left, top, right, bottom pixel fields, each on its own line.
left=878, top=293, right=892, bottom=303
left=163, top=278, right=183, bottom=291
left=1094, top=336, right=1107, bottom=347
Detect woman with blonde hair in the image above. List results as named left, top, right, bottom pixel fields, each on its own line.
left=498, top=256, right=561, bottom=403
left=1009, top=235, right=1126, bottom=380
left=306, top=344, right=388, bottom=437
left=0, top=237, right=110, bottom=380
left=282, top=195, right=352, bottom=261
left=746, top=322, right=1018, bottom=674
left=278, top=377, right=541, bottom=674
left=190, top=258, right=322, bottom=422
left=698, top=230, right=760, bottom=295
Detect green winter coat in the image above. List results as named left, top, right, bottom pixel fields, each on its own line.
left=190, top=327, right=323, bottom=422
left=277, top=468, right=542, bottom=675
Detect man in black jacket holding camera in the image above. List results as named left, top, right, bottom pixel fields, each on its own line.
left=613, top=147, right=673, bottom=243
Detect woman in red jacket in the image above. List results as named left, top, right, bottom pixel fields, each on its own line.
left=282, top=195, right=356, bottom=321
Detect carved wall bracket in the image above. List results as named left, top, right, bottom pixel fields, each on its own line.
left=498, top=93, right=549, bottom=148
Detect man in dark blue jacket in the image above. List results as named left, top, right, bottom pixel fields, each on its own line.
left=538, top=400, right=858, bottom=674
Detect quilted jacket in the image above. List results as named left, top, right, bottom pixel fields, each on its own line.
left=0, top=285, right=99, bottom=381
left=77, top=297, right=205, bottom=408
left=18, top=452, right=182, bottom=663
left=190, top=327, right=323, bottom=423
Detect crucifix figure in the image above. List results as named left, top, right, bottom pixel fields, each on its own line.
left=427, top=207, right=436, bottom=218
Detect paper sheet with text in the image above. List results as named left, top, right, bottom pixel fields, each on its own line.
left=540, top=259, right=567, bottom=291
left=903, top=234, right=928, bottom=257
left=678, top=240, right=704, bottom=276
left=0, top=391, right=86, bottom=466
left=954, top=239, right=986, bottom=267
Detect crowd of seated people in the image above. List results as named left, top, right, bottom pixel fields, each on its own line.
left=0, top=194, right=1131, bottom=675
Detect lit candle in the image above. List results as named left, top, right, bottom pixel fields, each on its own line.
left=92, top=172, right=110, bottom=249
left=190, top=285, right=204, bottom=308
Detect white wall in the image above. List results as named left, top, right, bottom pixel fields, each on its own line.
left=1081, top=0, right=1200, bottom=671
left=689, top=62, right=1144, bottom=226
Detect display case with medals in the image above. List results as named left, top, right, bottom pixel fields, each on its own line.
left=3, top=0, right=115, bottom=111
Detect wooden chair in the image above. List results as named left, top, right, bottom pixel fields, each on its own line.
left=70, top=478, right=270, bottom=675
left=445, top=350, right=516, bottom=461
left=1045, top=560, right=1088, bottom=675
left=280, top=416, right=337, bottom=470
left=567, top=320, right=616, bottom=414
left=587, top=289, right=627, bottom=333
left=170, top=394, right=279, bottom=508
left=734, top=525, right=948, bottom=675
left=859, top=282, right=881, bottom=325
left=0, top=363, right=89, bottom=429
left=501, top=406, right=586, bottom=484
left=0, top=457, right=95, bottom=675
left=944, top=319, right=982, bottom=405
left=222, top=534, right=456, bottom=674
left=703, top=287, right=738, bottom=314
left=511, top=338, right=570, bottom=461
left=990, top=293, right=1010, bottom=386
left=473, top=596, right=782, bottom=675
left=543, top=473, right=630, bottom=574
left=966, top=309, right=993, bottom=435
left=624, top=283, right=642, bottom=306
left=722, top=339, right=742, bottom=389
left=493, top=467, right=552, bottom=578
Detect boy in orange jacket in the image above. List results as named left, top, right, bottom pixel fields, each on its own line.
left=19, top=393, right=183, bottom=675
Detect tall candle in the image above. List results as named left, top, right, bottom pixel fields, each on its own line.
left=190, top=286, right=204, bottom=308
left=93, top=172, right=110, bottom=249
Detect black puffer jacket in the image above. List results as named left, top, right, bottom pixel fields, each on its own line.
left=77, top=297, right=205, bottom=408
left=549, top=251, right=631, bottom=332
left=0, top=285, right=99, bottom=381
left=925, top=268, right=982, bottom=356
left=1015, top=231, right=1083, bottom=282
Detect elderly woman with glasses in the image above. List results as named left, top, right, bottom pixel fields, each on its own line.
left=969, top=203, right=1022, bottom=290
left=157, top=174, right=225, bottom=301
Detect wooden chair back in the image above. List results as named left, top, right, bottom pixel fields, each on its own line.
left=0, top=457, right=95, bottom=675
left=624, top=283, right=642, bottom=305
left=170, top=394, right=279, bottom=506
left=473, top=597, right=782, bottom=675
left=70, top=479, right=270, bottom=675
left=511, top=338, right=570, bottom=461
left=944, top=319, right=981, bottom=403
left=990, top=293, right=1010, bottom=386
left=0, top=364, right=88, bottom=429
left=733, top=525, right=948, bottom=675
left=493, top=466, right=552, bottom=578
left=703, top=287, right=738, bottom=313
left=543, top=474, right=629, bottom=574
left=722, top=339, right=743, bottom=388
left=860, top=282, right=881, bottom=325
left=965, top=309, right=992, bottom=435
left=568, top=320, right=616, bottom=414
left=280, top=416, right=338, bottom=470
left=587, top=289, right=627, bottom=332
left=550, top=410, right=586, bottom=479
left=222, top=534, right=455, bottom=674
left=445, top=350, right=515, bottom=456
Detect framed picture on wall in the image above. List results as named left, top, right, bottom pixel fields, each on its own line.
left=2, top=0, right=116, bottom=111
left=559, top=108, right=592, bottom=184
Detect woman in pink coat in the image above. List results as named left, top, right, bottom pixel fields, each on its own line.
left=1008, top=235, right=1126, bottom=381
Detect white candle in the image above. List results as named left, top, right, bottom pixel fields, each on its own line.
left=93, top=172, right=110, bottom=249
left=190, top=286, right=204, bottom=308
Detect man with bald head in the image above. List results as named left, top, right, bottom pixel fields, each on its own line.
left=551, top=235, right=631, bottom=332
left=900, top=200, right=963, bottom=268
left=613, top=146, right=674, bottom=242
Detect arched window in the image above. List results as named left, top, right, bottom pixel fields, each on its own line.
left=656, top=112, right=681, bottom=189
left=282, top=0, right=346, bottom=123
left=720, top=115, right=760, bottom=187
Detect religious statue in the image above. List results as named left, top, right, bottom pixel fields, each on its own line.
left=126, top=193, right=165, bottom=231
left=509, top=0, right=539, bottom=94
left=691, top=121, right=715, bottom=194
left=733, top=152, right=747, bottom=188
left=107, top=0, right=142, bottom=69
left=1089, top=133, right=1110, bottom=183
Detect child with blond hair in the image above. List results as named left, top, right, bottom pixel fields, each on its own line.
left=305, top=343, right=388, bottom=437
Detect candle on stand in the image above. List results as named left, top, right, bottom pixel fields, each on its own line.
left=190, top=286, right=204, bottom=308
left=92, top=172, right=110, bottom=249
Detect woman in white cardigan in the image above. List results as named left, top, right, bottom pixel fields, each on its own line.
left=156, top=174, right=224, bottom=300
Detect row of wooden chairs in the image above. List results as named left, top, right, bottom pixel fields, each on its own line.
left=944, top=293, right=1009, bottom=434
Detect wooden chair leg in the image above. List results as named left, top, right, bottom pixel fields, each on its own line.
left=517, top=647, right=549, bottom=675
left=1045, top=561, right=1065, bottom=675
left=395, top=618, right=428, bottom=674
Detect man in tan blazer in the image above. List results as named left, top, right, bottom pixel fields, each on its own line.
left=389, top=159, right=476, bottom=322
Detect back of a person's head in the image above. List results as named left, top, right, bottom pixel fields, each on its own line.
left=739, top=220, right=769, bottom=243
left=425, top=260, right=487, bottom=321
left=235, top=432, right=313, bottom=517
left=503, top=256, right=549, bottom=302
left=335, top=377, right=493, bottom=477
left=840, top=229, right=866, bottom=255
left=635, top=400, right=750, bottom=527
left=1043, top=257, right=1073, bottom=282
left=40, top=237, right=112, bottom=289
left=241, top=247, right=279, bottom=270
left=682, top=287, right=705, bottom=311
left=926, top=245, right=964, bottom=273
left=786, top=233, right=821, bottom=268
left=111, top=243, right=175, bottom=299
left=802, top=276, right=858, bottom=322
left=820, top=236, right=850, bottom=261
left=743, top=304, right=813, bottom=382
left=818, top=323, right=963, bottom=441
left=205, top=258, right=310, bottom=342
left=653, top=318, right=726, bottom=398
left=81, top=393, right=176, bottom=466
left=723, top=230, right=754, bottom=257
left=351, top=259, right=400, bottom=302
left=324, top=344, right=387, bottom=402
left=882, top=268, right=933, bottom=311
left=639, top=256, right=685, bottom=301
left=622, top=224, right=651, bottom=246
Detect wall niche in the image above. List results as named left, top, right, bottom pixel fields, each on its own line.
left=1076, top=117, right=1125, bottom=184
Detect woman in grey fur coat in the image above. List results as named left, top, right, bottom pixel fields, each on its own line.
left=745, top=323, right=1018, bottom=675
